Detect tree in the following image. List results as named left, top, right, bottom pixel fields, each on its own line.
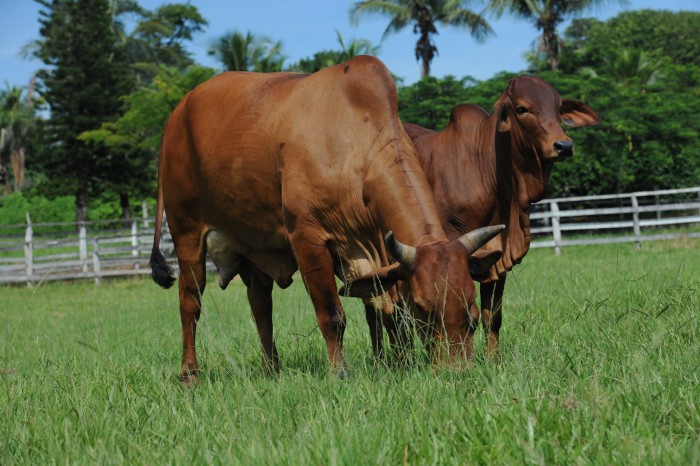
left=208, top=31, right=285, bottom=72
left=398, top=75, right=477, bottom=129
left=0, top=81, right=38, bottom=193
left=598, top=48, right=663, bottom=87
left=116, top=2, right=208, bottom=84
left=128, top=3, right=208, bottom=71
left=33, top=0, right=133, bottom=222
left=486, top=0, right=627, bottom=71
left=79, top=65, right=216, bottom=220
left=287, top=31, right=380, bottom=73
left=350, top=0, right=493, bottom=77
left=560, top=10, right=700, bottom=75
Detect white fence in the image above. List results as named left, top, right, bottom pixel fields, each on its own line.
left=1, top=187, right=699, bottom=286
left=529, top=186, right=700, bottom=254
left=0, top=201, right=182, bottom=287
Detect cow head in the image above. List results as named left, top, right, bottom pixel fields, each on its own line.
left=341, top=225, right=504, bottom=364
left=495, top=75, right=601, bottom=162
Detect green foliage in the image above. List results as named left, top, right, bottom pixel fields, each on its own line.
left=539, top=71, right=700, bottom=196
left=88, top=193, right=124, bottom=221
left=24, top=0, right=209, bottom=224
left=0, top=191, right=74, bottom=226
left=561, top=10, right=700, bottom=75
left=0, top=192, right=29, bottom=225
left=398, top=75, right=477, bottom=130
left=549, top=10, right=700, bottom=195
left=78, top=65, right=215, bottom=207
left=81, top=65, right=215, bottom=157
left=2, top=241, right=699, bottom=463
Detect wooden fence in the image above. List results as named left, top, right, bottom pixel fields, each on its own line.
left=1, top=187, right=699, bottom=286
left=528, top=186, right=700, bottom=254
left=0, top=201, right=182, bottom=287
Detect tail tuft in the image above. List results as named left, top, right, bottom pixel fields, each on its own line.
left=150, top=246, right=176, bottom=289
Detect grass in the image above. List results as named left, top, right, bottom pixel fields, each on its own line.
left=1, top=239, right=699, bottom=464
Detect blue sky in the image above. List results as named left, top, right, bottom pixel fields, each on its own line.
left=1, top=0, right=699, bottom=90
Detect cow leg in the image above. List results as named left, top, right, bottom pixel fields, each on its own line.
left=246, top=272, right=279, bottom=373
left=364, top=301, right=385, bottom=363
left=465, top=303, right=481, bottom=363
left=174, top=232, right=208, bottom=384
left=293, top=241, right=347, bottom=376
left=481, top=276, right=506, bottom=359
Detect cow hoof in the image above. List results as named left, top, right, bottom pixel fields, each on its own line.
left=336, top=367, right=350, bottom=380
left=178, top=369, right=200, bottom=385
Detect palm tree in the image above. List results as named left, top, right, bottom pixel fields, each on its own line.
left=287, top=31, right=381, bottom=73
left=208, top=31, right=286, bottom=72
left=486, top=0, right=628, bottom=71
left=336, top=30, right=381, bottom=60
left=350, top=0, right=493, bottom=78
left=0, top=81, right=37, bottom=193
left=588, top=48, right=662, bottom=88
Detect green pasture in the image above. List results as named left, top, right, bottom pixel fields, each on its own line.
left=2, top=239, right=699, bottom=465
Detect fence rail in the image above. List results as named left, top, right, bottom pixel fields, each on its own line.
left=528, top=186, right=700, bottom=254
left=1, top=188, right=699, bottom=286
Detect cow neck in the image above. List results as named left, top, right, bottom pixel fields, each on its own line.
left=440, top=116, right=507, bottom=219
left=493, top=116, right=553, bottom=209
left=419, top=116, right=502, bottom=236
left=363, top=142, right=447, bottom=247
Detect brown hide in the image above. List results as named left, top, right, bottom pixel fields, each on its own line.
left=150, top=56, right=502, bottom=378
left=404, top=75, right=601, bottom=282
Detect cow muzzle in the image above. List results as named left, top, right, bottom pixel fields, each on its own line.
left=553, top=140, right=574, bottom=160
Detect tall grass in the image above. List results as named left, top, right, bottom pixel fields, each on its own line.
left=1, top=239, right=699, bottom=464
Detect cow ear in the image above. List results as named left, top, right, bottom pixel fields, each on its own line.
left=339, top=263, right=406, bottom=299
left=495, top=95, right=511, bottom=132
left=560, top=99, right=601, bottom=128
left=468, top=250, right=502, bottom=282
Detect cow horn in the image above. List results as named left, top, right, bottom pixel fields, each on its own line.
left=458, top=225, right=506, bottom=254
left=385, top=231, right=416, bottom=266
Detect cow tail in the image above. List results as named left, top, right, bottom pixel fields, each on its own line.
left=150, top=142, right=176, bottom=289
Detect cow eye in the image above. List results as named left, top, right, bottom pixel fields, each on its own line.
left=515, top=106, right=528, bottom=115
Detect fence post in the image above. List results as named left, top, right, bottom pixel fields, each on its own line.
left=92, top=238, right=101, bottom=285
left=654, top=194, right=661, bottom=221
left=131, top=220, right=139, bottom=258
left=631, top=195, right=641, bottom=249
left=79, top=222, right=88, bottom=274
left=142, top=200, right=149, bottom=229
left=551, top=201, right=562, bottom=256
left=24, top=212, right=33, bottom=287
left=542, top=202, right=551, bottom=228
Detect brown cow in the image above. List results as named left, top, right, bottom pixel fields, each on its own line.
left=149, top=56, right=504, bottom=382
left=401, top=75, right=601, bottom=358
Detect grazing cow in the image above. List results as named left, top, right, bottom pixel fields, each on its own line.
left=149, top=56, right=504, bottom=382
left=401, top=75, right=601, bottom=357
